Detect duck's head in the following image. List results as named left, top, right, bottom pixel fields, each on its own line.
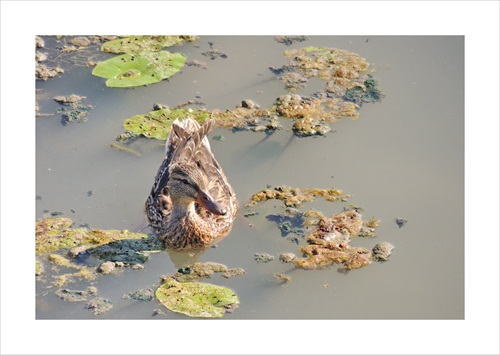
left=168, top=163, right=227, bottom=216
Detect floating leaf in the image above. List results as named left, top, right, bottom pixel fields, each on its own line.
left=92, top=51, right=186, bottom=88
left=101, top=35, right=188, bottom=54
left=123, top=108, right=210, bottom=140
left=156, top=278, right=239, bottom=318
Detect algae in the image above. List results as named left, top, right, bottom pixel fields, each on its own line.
left=122, top=107, right=210, bottom=140
left=247, top=185, right=349, bottom=208
left=168, top=261, right=239, bottom=282
left=101, top=35, right=195, bottom=54
left=85, top=297, right=113, bottom=315
left=122, top=288, right=154, bottom=302
left=36, top=216, right=151, bottom=255
left=372, top=242, right=395, bottom=262
left=156, top=277, right=239, bottom=318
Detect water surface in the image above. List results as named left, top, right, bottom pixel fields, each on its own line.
left=35, top=35, right=464, bottom=319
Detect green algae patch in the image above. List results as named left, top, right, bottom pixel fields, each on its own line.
left=101, top=35, right=196, bottom=54
left=36, top=217, right=150, bottom=255
left=123, top=107, right=210, bottom=140
left=92, top=51, right=186, bottom=88
left=156, top=277, right=239, bottom=318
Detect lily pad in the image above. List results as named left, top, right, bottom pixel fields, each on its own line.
left=92, top=51, right=186, bottom=88
left=101, top=35, right=194, bottom=54
left=156, top=277, right=239, bottom=318
left=123, top=107, right=210, bottom=140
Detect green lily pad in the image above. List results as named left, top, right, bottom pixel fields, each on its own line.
left=101, top=35, right=192, bottom=54
left=123, top=108, right=210, bottom=140
left=156, top=277, right=239, bottom=318
left=92, top=51, right=186, bottom=88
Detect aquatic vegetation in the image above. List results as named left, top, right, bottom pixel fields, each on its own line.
left=85, top=297, right=113, bottom=315
left=123, top=106, right=210, bottom=140
left=92, top=35, right=195, bottom=88
left=92, top=51, right=186, bottom=88
left=55, top=288, right=91, bottom=302
left=122, top=288, right=155, bottom=302
left=254, top=253, right=275, bottom=263
left=274, top=35, right=308, bottom=46
left=101, top=35, right=196, bottom=54
left=294, top=241, right=372, bottom=270
left=156, top=277, right=239, bottom=318
left=248, top=185, right=349, bottom=208
left=35, top=217, right=148, bottom=255
left=278, top=46, right=370, bottom=87
left=53, top=94, right=94, bottom=124
left=372, top=242, right=395, bottom=262
left=88, top=235, right=163, bottom=265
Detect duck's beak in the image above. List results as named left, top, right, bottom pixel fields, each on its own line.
left=196, top=190, right=227, bottom=216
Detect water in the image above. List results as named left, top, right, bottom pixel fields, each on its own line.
left=35, top=35, right=464, bottom=320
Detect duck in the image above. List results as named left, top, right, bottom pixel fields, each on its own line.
left=145, top=117, right=238, bottom=249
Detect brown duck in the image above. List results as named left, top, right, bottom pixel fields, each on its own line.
left=145, top=118, right=238, bottom=249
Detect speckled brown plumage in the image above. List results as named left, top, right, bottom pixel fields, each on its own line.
left=145, top=118, right=238, bottom=249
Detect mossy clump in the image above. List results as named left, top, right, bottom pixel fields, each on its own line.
left=101, top=35, right=197, bottom=54
left=247, top=185, right=349, bottom=208
left=166, top=262, right=245, bottom=282
left=372, top=242, right=395, bottom=262
left=156, top=277, right=239, bottom=318
left=278, top=47, right=370, bottom=87
left=123, top=107, right=210, bottom=140
left=35, top=217, right=150, bottom=255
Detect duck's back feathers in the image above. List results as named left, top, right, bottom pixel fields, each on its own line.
left=146, top=118, right=238, bottom=249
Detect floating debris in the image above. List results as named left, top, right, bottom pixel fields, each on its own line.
left=85, top=297, right=113, bottom=315
left=372, top=242, right=395, bottom=262
left=54, top=95, right=94, bottom=124
left=186, top=59, right=208, bottom=69
left=221, top=268, right=246, bottom=278
left=36, top=258, right=44, bottom=276
left=89, top=235, right=163, bottom=265
left=168, top=262, right=246, bottom=282
left=97, top=261, right=116, bottom=274
left=254, top=252, right=275, bottom=263
left=55, top=289, right=90, bottom=302
left=156, top=277, right=239, bottom=318
left=36, top=64, right=64, bottom=80
left=395, top=218, right=408, bottom=228
left=109, top=143, right=141, bottom=157
left=248, top=185, right=349, bottom=208
left=100, top=35, right=195, bottom=54
left=274, top=272, right=291, bottom=283
left=274, top=35, right=308, bottom=46
left=279, top=253, right=296, bottom=263
left=243, top=210, right=259, bottom=218
left=294, top=242, right=372, bottom=270
left=122, top=106, right=210, bottom=140
left=54, top=94, right=84, bottom=107
left=202, top=41, right=228, bottom=60
left=122, top=288, right=154, bottom=302
left=36, top=216, right=152, bottom=256
left=68, top=36, right=91, bottom=47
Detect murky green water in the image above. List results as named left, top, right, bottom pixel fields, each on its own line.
left=35, top=35, right=464, bottom=320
